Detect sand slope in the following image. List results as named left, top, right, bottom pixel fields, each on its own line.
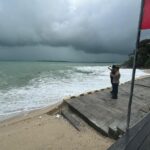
left=0, top=106, right=113, bottom=150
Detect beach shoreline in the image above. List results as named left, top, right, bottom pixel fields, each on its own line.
left=0, top=101, right=63, bottom=126
left=1, top=69, right=150, bottom=125
left=0, top=65, right=149, bottom=122
left=135, top=69, right=150, bottom=80
left=0, top=100, right=114, bottom=150
left=1, top=69, right=149, bottom=122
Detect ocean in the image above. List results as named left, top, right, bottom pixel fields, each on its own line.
left=0, top=61, right=148, bottom=121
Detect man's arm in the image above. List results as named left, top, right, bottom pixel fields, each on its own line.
left=108, top=66, right=112, bottom=71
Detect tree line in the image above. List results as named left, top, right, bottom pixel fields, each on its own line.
left=123, top=39, right=150, bottom=68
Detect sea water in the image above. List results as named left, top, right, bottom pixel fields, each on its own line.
left=0, top=61, right=148, bottom=120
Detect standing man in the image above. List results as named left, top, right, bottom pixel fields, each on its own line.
left=110, top=66, right=120, bottom=99
left=108, top=65, right=116, bottom=93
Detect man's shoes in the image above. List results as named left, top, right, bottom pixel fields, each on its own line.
left=112, top=96, right=118, bottom=99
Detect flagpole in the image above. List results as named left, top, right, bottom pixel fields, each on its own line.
left=126, top=0, right=145, bottom=130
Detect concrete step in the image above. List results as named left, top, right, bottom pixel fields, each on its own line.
left=61, top=106, right=82, bottom=131
left=64, top=99, right=109, bottom=136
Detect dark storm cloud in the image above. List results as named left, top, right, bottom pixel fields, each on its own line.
left=0, top=45, right=127, bottom=62
left=0, top=0, right=148, bottom=55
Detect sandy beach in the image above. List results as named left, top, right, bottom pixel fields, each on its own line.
left=0, top=103, right=114, bottom=150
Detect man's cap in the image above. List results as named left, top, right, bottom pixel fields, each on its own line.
left=112, top=65, right=120, bottom=69
left=112, top=65, right=116, bottom=68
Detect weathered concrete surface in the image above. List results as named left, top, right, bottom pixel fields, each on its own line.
left=108, top=113, right=150, bottom=150
left=63, top=77, right=150, bottom=139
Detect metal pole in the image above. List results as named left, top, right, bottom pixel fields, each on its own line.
left=126, top=0, right=145, bottom=130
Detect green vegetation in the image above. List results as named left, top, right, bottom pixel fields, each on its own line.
left=123, top=39, right=150, bottom=68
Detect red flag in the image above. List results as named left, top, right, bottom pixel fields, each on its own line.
left=141, top=0, right=150, bottom=29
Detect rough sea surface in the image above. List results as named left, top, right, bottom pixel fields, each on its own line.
left=0, top=62, right=148, bottom=120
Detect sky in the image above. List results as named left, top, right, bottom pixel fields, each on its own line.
left=0, top=0, right=150, bottom=62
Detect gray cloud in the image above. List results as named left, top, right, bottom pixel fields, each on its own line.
left=0, top=0, right=148, bottom=56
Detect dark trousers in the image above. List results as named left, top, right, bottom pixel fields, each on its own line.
left=112, top=83, right=119, bottom=98
left=110, top=77, right=113, bottom=91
